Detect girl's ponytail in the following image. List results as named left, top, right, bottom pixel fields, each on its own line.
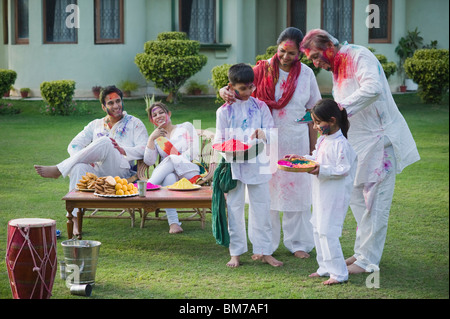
left=311, top=99, right=350, bottom=138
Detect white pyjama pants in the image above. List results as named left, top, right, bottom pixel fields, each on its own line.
left=149, top=156, right=199, bottom=226
left=270, top=210, right=315, bottom=254
left=226, top=181, right=272, bottom=256
left=313, top=229, right=348, bottom=282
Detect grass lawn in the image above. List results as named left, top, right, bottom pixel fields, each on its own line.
left=0, top=93, right=448, bottom=302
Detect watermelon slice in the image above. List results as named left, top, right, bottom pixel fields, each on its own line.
left=155, top=137, right=180, bottom=156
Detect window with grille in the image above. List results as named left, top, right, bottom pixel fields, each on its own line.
left=368, top=0, right=391, bottom=43
left=95, top=0, right=124, bottom=44
left=15, top=0, right=28, bottom=44
left=44, top=0, right=77, bottom=43
left=288, top=0, right=307, bottom=34
left=179, top=0, right=216, bottom=43
left=321, top=0, right=353, bottom=43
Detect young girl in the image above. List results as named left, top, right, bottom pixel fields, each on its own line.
left=290, top=98, right=357, bottom=285
left=144, top=102, right=200, bottom=234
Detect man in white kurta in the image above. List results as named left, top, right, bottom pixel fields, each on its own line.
left=35, top=86, right=148, bottom=235
left=269, top=60, right=321, bottom=257
left=304, top=129, right=357, bottom=283
left=214, top=96, right=276, bottom=264
left=301, top=30, right=420, bottom=273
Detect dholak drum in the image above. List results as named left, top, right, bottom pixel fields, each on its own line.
left=6, top=218, right=57, bottom=299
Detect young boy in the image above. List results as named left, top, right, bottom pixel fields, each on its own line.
left=214, top=63, right=283, bottom=268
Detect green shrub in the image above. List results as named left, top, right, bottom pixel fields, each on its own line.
left=209, top=64, right=232, bottom=104
left=404, top=49, right=449, bottom=104
left=368, top=47, right=397, bottom=80
left=0, top=69, right=17, bottom=96
left=135, top=31, right=207, bottom=103
left=40, top=80, right=76, bottom=115
left=255, top=45, right=322, bottom=76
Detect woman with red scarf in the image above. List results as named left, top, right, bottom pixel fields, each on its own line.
left=220, top=27, right=321, bottom=259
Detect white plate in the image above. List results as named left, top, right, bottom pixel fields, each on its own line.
left=94, top=192, right=139, bottom=198
left=166, top=185, right=202, bottom=191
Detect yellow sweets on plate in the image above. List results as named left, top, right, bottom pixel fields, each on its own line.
left=168, top=178, right=197, bottom=189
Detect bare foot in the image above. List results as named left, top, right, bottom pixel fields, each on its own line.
left=34, top=165, right=62, bottom=179
left=227, top=256, right=240, bottom=268
left=294, top=250, right=310, bottom=259
left=258, top=255, right=283, bottom=267
left=308, top=272, right=320, bottom=278
left=345, top=256, right=357, bottom=266
left=347, top=263, right=366, bottom=274
left=323, top=278, right=344, bottom=285
left=169, top=223, right=183, bottom=234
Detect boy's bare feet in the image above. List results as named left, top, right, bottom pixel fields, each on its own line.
left=252, top=254, right=283, bottom=267
left=308, top=272, right=320, bottom=278
left=227, top=256, right=240, bottom=268
left=345, top=256, right=356, bottom=266
left=169, top=223, right=183, bottom=234
left=294, top=250, right=310, bottom=258
left=34, top=165, right=62, bottom=179
left=347, top=263, right=366, bottom=274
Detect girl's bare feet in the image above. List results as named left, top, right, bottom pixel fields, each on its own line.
left=345, top=256, right=356, bottom=266
left=169, top=223, right=183, bottom=234
left=308, top=272, right=320, bottom=278
left=227, top=256, right=240, bottom=268
left=34, top=165, right=62, bottom=179
left=252, top=254, right=283, bottom=267
left=294, top=250, right=310, bottom=258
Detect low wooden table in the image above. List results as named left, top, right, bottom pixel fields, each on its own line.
left=62, top=187, right=213, bottom=239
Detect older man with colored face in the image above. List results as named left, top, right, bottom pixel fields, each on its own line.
left=35, top=85, right=148, bottom=236
left=300, top=29, right=420, bottom=274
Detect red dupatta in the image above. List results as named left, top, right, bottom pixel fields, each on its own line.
left=252, top=53, right=301, bottom=111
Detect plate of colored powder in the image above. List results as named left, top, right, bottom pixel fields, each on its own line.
left=133, top=182, right=161, bottom=191
left=277, top=158, right=317, bottom=172
left=166, top=178, right=201, bottom=191
left=213, top=139, right=264, bottom=161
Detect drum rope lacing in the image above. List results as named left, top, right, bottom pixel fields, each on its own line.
left=6, top=225, right=57, bottom=298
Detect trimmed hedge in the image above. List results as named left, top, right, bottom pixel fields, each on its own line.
left=0, top=69, right=17, bottom=96
left=404, top=49, right=449, bottom=104
left=135, top=31, right=207, bottom=103
left=40, top=80, right=76, bottom=115
left=209, top=64, right=233, bottom=104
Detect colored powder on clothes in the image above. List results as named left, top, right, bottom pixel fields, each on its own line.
left=213, top=139, right=250, bottom=152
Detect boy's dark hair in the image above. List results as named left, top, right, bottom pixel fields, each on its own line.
left=228, top=63, right=254, bottom=85
left=100, top=85, right=123, bottom=105
left=312, top=98, right=350, bottom=138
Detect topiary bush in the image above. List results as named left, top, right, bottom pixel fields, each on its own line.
left=0, top=69, right=17, bottom=97
left=209, top=63, right=232, bottom=104
left=255, top=45, right=322, bottom=76
left=135, top=31, right=207, bottom=103
left=40, top=80, right=76, bottom=115
left=404, top=49, right=449, bottom=104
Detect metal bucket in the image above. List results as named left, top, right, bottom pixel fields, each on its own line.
left=61, top=239, right=101, bottom=286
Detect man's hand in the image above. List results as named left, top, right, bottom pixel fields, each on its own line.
left=110, top=138, right=126, bottom=156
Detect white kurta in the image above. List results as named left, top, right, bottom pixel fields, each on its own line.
left=332, top=44, right=420, bottom=184
left=67, top=111, right=148, bottom=177
left=143, top=122, right=200, bottom=177
left=305, top=130, right=357, bottom=237
left=214, top=97, right=274, bottom=185
left=269, top=62, right=322, bottom=211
